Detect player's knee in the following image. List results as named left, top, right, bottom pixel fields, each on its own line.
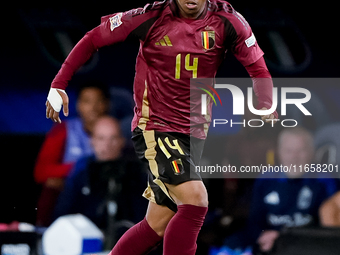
left=168, top=181, right=209, bottom=207
left=181, top=188, right=209, bottom=207
left=190, top=191, right=209, bottom=207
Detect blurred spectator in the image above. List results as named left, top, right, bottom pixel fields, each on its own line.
left=224, top=127, right=339, bottom=253
left=34, top=81, right=110, bottom=226
left=53, top=116, right=147, bottom=247
left=320, top=191, right=340, bottom=227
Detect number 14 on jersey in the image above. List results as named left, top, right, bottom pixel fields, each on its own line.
left=175, top=54, right=198, bottom=79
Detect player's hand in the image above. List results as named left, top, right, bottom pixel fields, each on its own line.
left=46, top=88, right=69, bottom=123
left=260, top=107, right=278, bottom=124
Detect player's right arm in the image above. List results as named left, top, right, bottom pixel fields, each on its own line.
left=46, top=3, right=163, bottom=123
left=219, top=7, right=278, bottom=121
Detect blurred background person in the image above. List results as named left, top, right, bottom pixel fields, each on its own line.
left=34, top=80, right=110, bottom=227
left=52, top=116, right=148, bottom=248
left=223, top=127, right=339, bottom=254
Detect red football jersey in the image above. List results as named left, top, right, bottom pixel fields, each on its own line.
left=52, top=0, right=264, bottom=139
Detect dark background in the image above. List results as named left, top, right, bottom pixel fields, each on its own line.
left=0, top=0, right=339, bottom=224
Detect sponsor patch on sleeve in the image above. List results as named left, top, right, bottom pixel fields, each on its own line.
left=109, top=13, right=123, bottom=31
left=245, top=33, right=256, bottom=48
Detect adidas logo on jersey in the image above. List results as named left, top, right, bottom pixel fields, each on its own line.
left=155, top=35, right=172, bottom=46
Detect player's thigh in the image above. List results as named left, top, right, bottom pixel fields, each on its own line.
left=146, top=201, right=175, bottom=237
left=165, top=180, right=208, bottom=207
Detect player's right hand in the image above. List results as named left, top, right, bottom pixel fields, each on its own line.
left=46, top=88, right=69, bottom=123
left=260, top=107, right=278, bottom=125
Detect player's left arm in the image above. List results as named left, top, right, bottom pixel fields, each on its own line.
left=225, top=11, right=278, bottom=121
left=245, top=57, right=278, bottom=121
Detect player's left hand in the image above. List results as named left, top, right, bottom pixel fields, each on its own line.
left=46, top=88, right=69, bottom=123
left=260, top=107, right=278, bottom=124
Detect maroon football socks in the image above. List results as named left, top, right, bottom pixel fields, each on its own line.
left=108, top=218, right=162, bottom=255
left=108, top=204, right=207, bottom=255
left=163, top=204, right=208, bottom=255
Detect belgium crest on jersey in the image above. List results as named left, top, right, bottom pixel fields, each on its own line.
left=201, top=30, right=215, bottom=50
left=171, top=158, right=184, bottom=175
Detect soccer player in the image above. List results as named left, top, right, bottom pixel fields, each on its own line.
left=45, top=0, right=277, bottom=254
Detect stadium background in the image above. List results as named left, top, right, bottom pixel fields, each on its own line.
left=0, top=0, right=338, bottom=233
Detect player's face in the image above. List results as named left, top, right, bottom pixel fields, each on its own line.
left=278, top=134, right=314, bottom=178
left=77, top=87, right=108, bottom=129
left=176, top=0, right=207, bottom=19
left=91, top=118, right=125, bottom=161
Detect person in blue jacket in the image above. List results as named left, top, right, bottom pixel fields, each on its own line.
left=224, top=127, right=339, bottom=253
